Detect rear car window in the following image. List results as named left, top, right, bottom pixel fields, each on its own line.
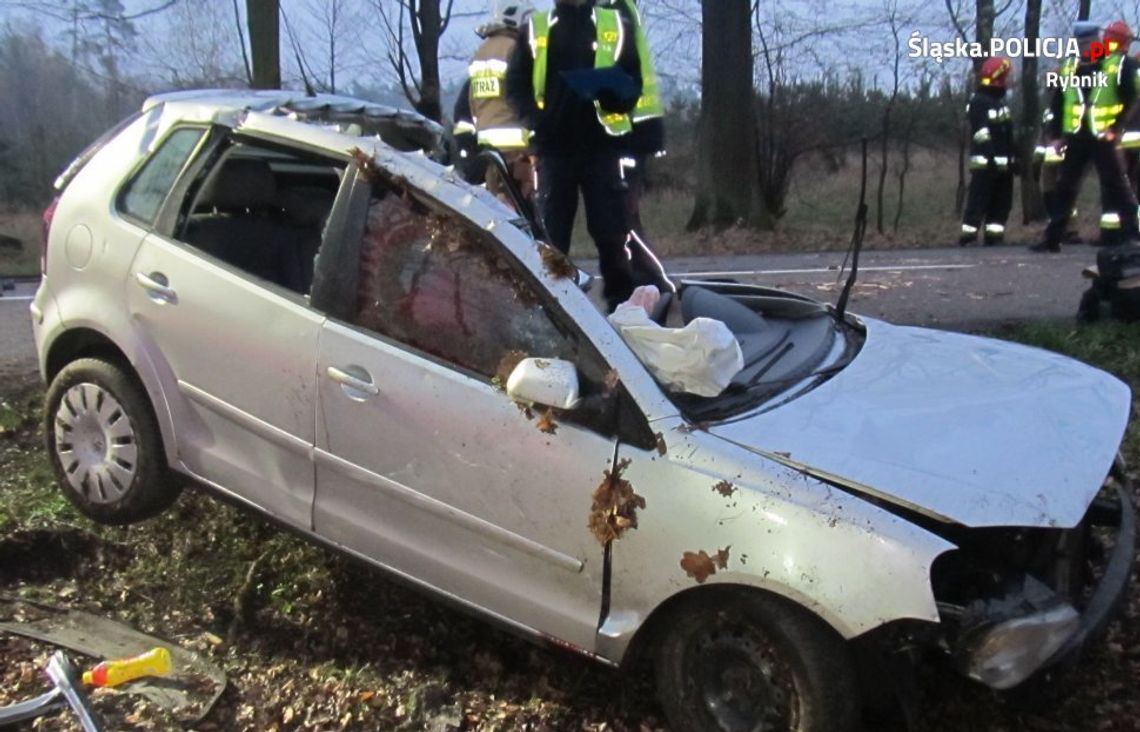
left=118, top=127, right=205, bottom=226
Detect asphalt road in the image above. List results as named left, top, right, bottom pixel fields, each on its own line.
left=0, top=243, right=1093, bottom=377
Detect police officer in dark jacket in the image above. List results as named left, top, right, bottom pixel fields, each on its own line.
left=506, top=0, right=641, bottom=308
left=960, top=56, right=1016, bottom=246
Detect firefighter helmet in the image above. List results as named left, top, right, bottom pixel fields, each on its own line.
left=979, top=56, right=1012, bottom=88
left=1105, top=20, right=1133, bottom=52
left=489, top=0, right=534, bottom=29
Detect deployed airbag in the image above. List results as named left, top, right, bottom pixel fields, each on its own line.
left=609, top=288, right=743, bottom=397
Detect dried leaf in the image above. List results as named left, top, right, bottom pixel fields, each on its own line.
left=714, top=545, right=731, bottom=570
left=680, top=546, right=731, bottom=583
left=540, top=244, right=577, bottom=280
left=495, top=350, right=528, bottom=387
left=536, top=409, right=559, bottom=435
left=603, top=369, right=621, bottom=396
left=349, top=146, right=380, bottom=180
left=654, top=433, right=667, bottom=456
left=679, top=551, right=716, bottom=584
left=712, top=480, right=736, bottom=498
left=588, top=459, right=645, bottom=545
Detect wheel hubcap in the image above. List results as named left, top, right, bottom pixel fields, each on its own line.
left=54, top=383, right=137, bottom=504
left=692, top=622, right=798, bottom=732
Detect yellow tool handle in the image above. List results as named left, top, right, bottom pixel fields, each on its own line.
left=81, top=647, right=172, bottom=687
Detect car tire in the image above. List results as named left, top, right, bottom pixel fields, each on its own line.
left=44, top=357, right=181, bottom=525
left=654, top=590, right=859, bottom=732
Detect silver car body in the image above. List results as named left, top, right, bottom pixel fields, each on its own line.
left=30, top=91, right=1129, bottom=668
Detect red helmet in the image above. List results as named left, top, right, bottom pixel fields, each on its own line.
left=979, top=56, right=1012, bottom=88
left=1105, top=20, right=1133, bottom=52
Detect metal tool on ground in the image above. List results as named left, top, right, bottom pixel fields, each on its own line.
left=0, top=647, right=172, bottom=732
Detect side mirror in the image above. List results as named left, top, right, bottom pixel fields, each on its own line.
left=506, top=358, right=580, bottom=410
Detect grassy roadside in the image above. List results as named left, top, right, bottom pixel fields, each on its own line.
left=1, top=322, right=1139, bottom=730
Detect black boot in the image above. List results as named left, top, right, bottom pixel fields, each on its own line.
left=1028, top=240, right=1062, bottom=253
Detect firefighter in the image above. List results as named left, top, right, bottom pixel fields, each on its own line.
left=603, top=0, right=673, bottom=291
left=960, top=56, right=1015, bottom=247
left=453, top=0, right=536, bottom=210
left=1033, top=20, right=1140, bottom=252
left=506, top=0, right=642, bottom=309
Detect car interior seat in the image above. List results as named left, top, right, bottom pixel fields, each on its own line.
left=183, top=157, right=307, bottom=294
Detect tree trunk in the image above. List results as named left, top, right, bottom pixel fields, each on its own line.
left=246, top=0, right=280, bottom=89
left=412, top=1, right=443, bottom=122
left=1020, top=0, right=1046, bottom=223
left=688, top=0, right=768, bottom=231
left=876, top=105, right=892, bottom=234
left=974, top=0, right=993, bottom=73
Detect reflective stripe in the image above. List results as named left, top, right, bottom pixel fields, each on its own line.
left=1122, top=131, right=1140, bottom=148
left=469, top=59, right=509, bottom=75
left=993, top=156, right=1010, bottom=168
left=476, top=127, right=531, bottom=149
left=973, top=127, right=992, bottom=143
left=969, top=155, right=989, bottom=169
left=1042, top=146, right=1064, bottom=163
left=1101, top=212, right=1122, bottom=229
left=985, top=223, right=1005, bottom=234
left=961, top=224, right=979, bottom=234
left=531, top=9, right=632, bottom=135
left=454, top=120, right=477, bottom=135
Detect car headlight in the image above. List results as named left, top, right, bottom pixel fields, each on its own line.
left=958, top=603, right=1080, bottom=689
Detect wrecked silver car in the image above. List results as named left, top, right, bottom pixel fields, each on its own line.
left=31, top=90, right=1134, bottom=732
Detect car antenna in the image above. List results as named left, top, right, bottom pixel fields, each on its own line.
left=835, top=137, right=868, bottom=320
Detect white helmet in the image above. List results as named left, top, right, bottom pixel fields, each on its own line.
left=489, top=0, right=534, bottom=29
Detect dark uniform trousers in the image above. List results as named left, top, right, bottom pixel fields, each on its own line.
left=963, top=166, right=1014, bottom=244
left=1046, top=132, right=1140, bottom=246
left=537, top=151, right=634, bottom=305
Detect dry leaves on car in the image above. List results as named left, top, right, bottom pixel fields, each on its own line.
left=712, top=480, right=736, bottom=498
left=539, top=244, right=576, bottom=280
left=588, top=458, right=645, bottom=545
left=679, top=546, right=731, bottom=584
left=536, top=409, right=558, bottom=435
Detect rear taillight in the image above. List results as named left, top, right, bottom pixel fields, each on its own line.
left=41, top=196, right=59, bottom=274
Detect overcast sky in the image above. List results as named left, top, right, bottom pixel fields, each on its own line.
left=6, top=0, right=1140, bottom=111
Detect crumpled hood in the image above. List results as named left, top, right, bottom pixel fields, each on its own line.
left=711, top=319, right=1131, bottom=528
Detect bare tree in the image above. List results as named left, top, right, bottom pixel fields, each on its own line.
left=876, top=0, right=905, bottom=235
left=374, top=0, right=459, bottom=122
left=293, top=0, right=365, bottom=94
left=246, top=0, right=280, bottom=89
left=688, top=0, right=767, bottom=230
left=137, top=0, right=248, bottom=89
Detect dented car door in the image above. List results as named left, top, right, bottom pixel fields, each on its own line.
left=309, top=174, right=615, bottom=649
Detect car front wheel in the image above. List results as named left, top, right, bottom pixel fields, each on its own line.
left=44, top=357, right=181, bottom=525
left=655, top=590, right=858, bottom=732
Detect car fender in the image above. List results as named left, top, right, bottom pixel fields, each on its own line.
left=39, top=310, right=181, bottom=470
left=596, top=421, right=955, bottom=662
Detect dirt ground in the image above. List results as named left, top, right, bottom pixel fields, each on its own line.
left=2, top=321, right=1140, bottom=732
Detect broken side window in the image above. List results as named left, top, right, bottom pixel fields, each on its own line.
left=351, top=185, right=576, bottom=379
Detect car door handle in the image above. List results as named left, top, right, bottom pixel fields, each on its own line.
left=326, top=366, right=380, bottom=397
left=134, top=271, right=177, bottom=301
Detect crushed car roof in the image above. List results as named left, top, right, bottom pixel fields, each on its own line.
left=143, top=89, right=445, bottom=156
